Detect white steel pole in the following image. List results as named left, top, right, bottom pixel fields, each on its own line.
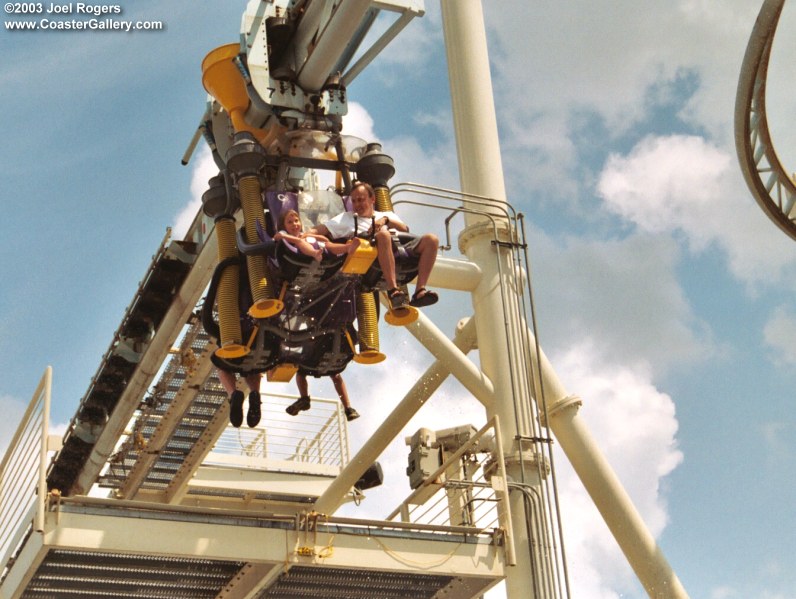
left=440, top=1, right=541, bottom=596
left=521, top=328, right=689, bottom=597
left=440, top=1, right=691, bottom=596
left=36, top=366, right=53, bottom=532
left=546, top=394, right=690, bottom=599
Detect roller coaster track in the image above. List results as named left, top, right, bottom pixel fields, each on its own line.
left=735, top=0, right=796, bottom=240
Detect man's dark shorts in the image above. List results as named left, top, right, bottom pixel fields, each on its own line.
left=400, top=233, right=422, bottom=255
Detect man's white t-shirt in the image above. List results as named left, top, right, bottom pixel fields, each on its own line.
left=322, top=210, right=405, bottom=239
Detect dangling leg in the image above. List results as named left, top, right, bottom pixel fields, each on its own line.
left=331, top=373, right=360, bottom=421
left=286, top=372, right=312, bottom=416
left=245, top=372, right=262, bottom=428
left=218, top=368, right=244, bottom=428
left=410, top=234, right=440, bottom=307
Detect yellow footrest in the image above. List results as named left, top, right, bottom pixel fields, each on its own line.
left=341, top=239, right=378, bottom=274
left=267, top=363, right=298, bottom=382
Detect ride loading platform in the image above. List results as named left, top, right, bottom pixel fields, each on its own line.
left=1, top=327, right=512, bottom=599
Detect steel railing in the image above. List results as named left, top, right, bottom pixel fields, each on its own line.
left=0, top=366, right=52, bottom=581
left=385, top=417, right=516, bottom=565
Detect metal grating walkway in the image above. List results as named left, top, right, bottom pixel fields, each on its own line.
left=259, top=565, right=454, bottom=598
left=99, top=321, right=223, bottom=493
left=21, top=549, right=245, bottom=599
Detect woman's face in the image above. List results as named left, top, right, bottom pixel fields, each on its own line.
left=284, top=212, right=302, bottom=235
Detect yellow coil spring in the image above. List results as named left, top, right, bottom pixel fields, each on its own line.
left=238, top=176, right=274, bottom=306
left=215, top=218, right=243, bottom=349
left=374, top=186, right=393, bottom=212
left=374, top=184, right=410, bottom=301
left=356, top=292, right=380, bottom=353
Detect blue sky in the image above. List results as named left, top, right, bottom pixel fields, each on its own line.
left=3, top=2, right=796, bottom=598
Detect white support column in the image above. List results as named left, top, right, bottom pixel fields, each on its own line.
left=440, top=2, right=538, bottom=597
left=440, top=2, right=691, bottom=596
left=515, top=323, right=689, bottom=596
left=545, top=398, right=690, bottom=598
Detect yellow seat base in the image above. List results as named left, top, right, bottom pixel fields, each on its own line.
left=267, top=363, right=298, bottom=382
left=341, top=239, right=378, bottom=274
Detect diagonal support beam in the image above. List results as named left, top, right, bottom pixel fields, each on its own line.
left=313, top=315, right=491, bottom=514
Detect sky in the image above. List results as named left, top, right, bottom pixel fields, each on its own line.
left=2, top=1, right=796, bottom=598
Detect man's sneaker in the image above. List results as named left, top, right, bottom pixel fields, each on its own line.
left=286, top=395, right=311, bottom=416
left=247, top=390, right=261, bottom=428
left=229, top=390, right=244, bottom=428
left=344, top=407, right=360, bottom=421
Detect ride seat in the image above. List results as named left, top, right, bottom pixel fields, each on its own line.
left=265, top=191, right=347, bottom=289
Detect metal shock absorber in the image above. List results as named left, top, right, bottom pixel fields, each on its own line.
left=355, top=142, right=418, bottom=327
left=214, top=216, right=248, bottom=358
left=354, top=142, right=401, bottom=345
left=202, top=174, right=248, bottom=358
left=373, top=186, right=393, bottom=213
left=357, top=142, right=397, bottom=213
left=226, top=132, right=284, bottom=319
left=353, top=292, right=386, bottom=364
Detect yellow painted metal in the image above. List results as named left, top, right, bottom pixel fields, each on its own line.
left=342, top=325, right=384, bottom=365
left=354, top=292, right=386, bottom=363
left=201, top=44, right=249, bottom=129
left=374, top=186, right=393, bottom=212
left=267, top=363, right=298, bottom=382
left=341, top=239, right=377, bottom=274
left=353, top=350, right=387, bottom=364
left=201, top=44, right=285, bottom=147
left=384, top=302, right=418, bottom=326
left=238, top=176, right=283, bottom=319
left=214, top=217, right=248, bottom=359
left=371, top=185, right=418, bottom=326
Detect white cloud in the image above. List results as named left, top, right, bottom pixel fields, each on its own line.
left=598, top=134, right=796, bottom=288
left=343, top=101, right=379, bottom=142
left=599, top=135, right=729, bottom=244
left=479, top=0, right=796, bottom=218
left=172, top=145, right=216, bottom=239
left=763, top=305, right=796, bottom=366
left=481, top=2, right=694, bottom=201
left=529, top=227, right=714, bottom=378
left=552, top=341, right=683, bottom=598
left=711, top=586, right=739, bottom=599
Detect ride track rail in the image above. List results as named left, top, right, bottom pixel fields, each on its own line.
left=735, top=0, right=796, bottom=240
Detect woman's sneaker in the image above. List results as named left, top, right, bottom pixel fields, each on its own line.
left=286, top=395, right=311, bottom=416
left=344, top=407, right=360, bottom=421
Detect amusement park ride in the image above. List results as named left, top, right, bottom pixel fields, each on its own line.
left=2, top=0, right=790, bottom=598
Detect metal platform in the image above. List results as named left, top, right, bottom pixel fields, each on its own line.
left=2, top=354, right=509, bottom=599
left=3, top=498, right=503, bottom=599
